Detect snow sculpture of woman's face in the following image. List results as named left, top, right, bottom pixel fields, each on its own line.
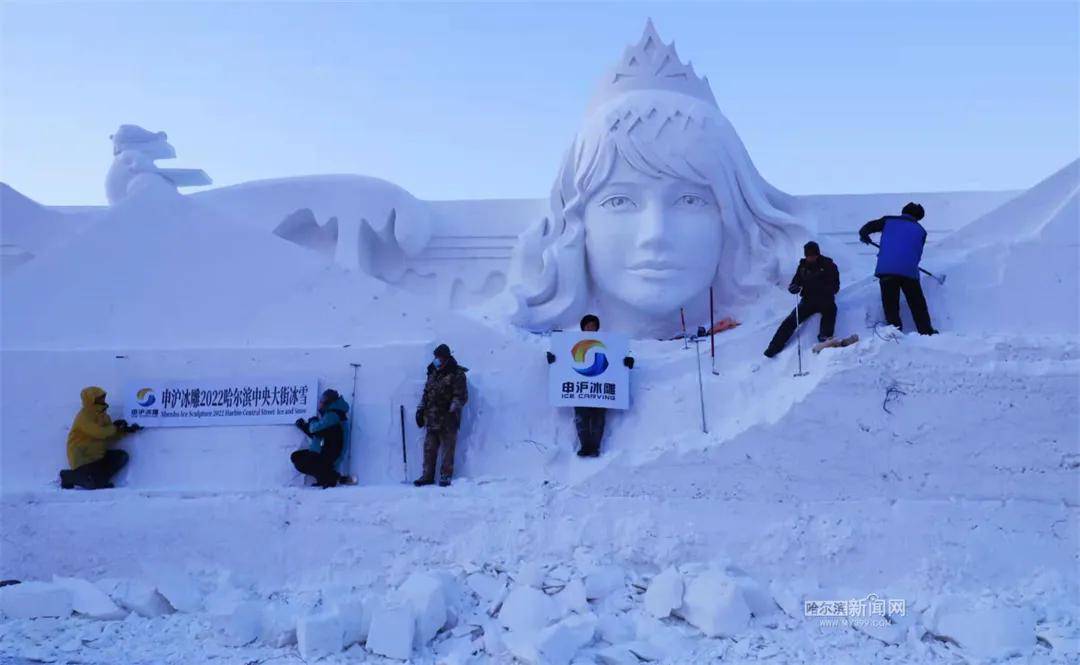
left=583, top=157, right=723, bottom=316
left=506, top=21, right=811, bottom=337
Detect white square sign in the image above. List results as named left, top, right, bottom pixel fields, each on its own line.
left=548, top=331, right=630, bottom=410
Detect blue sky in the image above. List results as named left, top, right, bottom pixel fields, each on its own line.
left=1, top=1, right=1077, bottom=205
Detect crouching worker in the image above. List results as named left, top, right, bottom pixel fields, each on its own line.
left=61, top=386, right=140, bottom=490
left=764, top=242, right=840, bottom=358
left=292, top=389, right=350, bottom=488
left=546, top=314, right=634, bottom=458
left=414, top=344, right=468, bottom=487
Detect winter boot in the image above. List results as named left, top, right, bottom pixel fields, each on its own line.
left=817, top=334, right=831, bottom=343
left=438, top=478, right=452, bottom=487
left=61, top=468, right=101, bottom=490
left=413, top=476, right=435, bottom=487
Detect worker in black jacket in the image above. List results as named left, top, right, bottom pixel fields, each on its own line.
left=764, top=242, right=840, bottom=358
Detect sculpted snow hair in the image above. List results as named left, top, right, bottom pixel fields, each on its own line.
left=508, top=89, right=812, bottom=334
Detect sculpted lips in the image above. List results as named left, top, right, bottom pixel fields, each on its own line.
left=629, top=258, right=682, bottom=276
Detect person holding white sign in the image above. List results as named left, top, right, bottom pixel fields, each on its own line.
left=292, top=389, right=350, bottom=488
left=60, top=386, right=141, bottom=490
left=546, top=314, right=634, bottom=457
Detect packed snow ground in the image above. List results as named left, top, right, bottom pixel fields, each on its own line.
left=1, top=161, right=1077, bottom=663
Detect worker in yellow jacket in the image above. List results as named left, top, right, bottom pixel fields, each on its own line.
left=61, top=386, right=140, bottom=490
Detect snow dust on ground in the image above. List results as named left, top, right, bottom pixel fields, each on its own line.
left=1, top=162, right=1078, bottom=664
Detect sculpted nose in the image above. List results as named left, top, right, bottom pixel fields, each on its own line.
left=636, top=206, right=672, bottom=252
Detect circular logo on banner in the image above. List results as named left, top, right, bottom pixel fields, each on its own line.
left=136, top=388, right=156, bottom=407
left=571, top=339, right=609, bottom=377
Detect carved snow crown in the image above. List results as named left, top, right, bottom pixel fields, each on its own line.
left=586, top=19, right=718, bottom=113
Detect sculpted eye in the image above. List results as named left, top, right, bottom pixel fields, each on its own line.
left=675, top=194, right=709, bottom=208
left=599, top=195, right=636, bottom=210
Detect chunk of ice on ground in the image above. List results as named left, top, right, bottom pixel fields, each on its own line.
left=0, top=582, right=73, bottom=619
left=643, top=567, right=683, bottom=618
left=505, top=613, right=597, bottom=665
left=297, top=610, right=344, bottom=661
left=536, top=613, right=598, bottom=665
left=929, top=604, right=1036, bottom=661
left=596, top=613, right=634, bottom=645
left=331, top=597, right=367, bottom=646
left=556, top=578, right=589, bottom=615
left=675, top=571, right=750, bottom=638
left=584, top=566, right=625, bottom=600
left=97, top=578, right=173, bottom=617
left=466, top=573, right=507, bottom=605
left=260, top=602, right=299, bottom=648
left=499, top=585, right=558, bottom=635
left=398, top=572, right=449, bottom=646
left=215, top=600, right=262, bottom=647
left=52, top=576, right=126, bottom=620
left=367, top=602, right=415, bottom=661
left=154, top=571, right=202, bottom=613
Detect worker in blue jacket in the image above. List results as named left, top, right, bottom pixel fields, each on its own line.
left=859, top=202, right=938, bottom=335
left=292, top=389, right=350, bottom=488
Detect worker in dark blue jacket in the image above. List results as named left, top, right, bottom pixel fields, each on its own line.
left=859, top=203, right=938, bottom=335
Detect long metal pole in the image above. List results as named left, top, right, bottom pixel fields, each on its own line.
left=680, top=308, right=688, bottom=350
left=694, top=335, right=708, bottom=434
left=399, top=404, right=408, bottom=482
left=709, top=287, right=716, bottom=374
left=347, top=362, right=361, bottom=482
left=794, top=292, right=809, bottom=377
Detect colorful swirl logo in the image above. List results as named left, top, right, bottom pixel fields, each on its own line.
left=136, top=388, right=156, bottom=408
left=571, top=339, right=609, bottom=377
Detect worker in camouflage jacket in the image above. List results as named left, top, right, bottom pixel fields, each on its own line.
left=414, top=343, right=469, bottom=487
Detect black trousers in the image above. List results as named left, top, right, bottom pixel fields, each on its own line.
left=291, top=440, right=343, bottom=487
left=767, top=299, right=837, bottom=352
left=574, top=407, right=606, bottom=455
left=879, top=276, right=935, bottom=334
left=70, top=449, right=129, bottom=489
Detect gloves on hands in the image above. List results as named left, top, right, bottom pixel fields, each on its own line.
left=115, top=419, right=141, bottom=433
left=859, top=235, right=872, bottom=245
left=788, top=284, right=801, bottom=295
left=546, top=352, right=556, bottom=364
left=415, top=409, right=425, bottom=428
left=623, top=356, right=634, bottom=369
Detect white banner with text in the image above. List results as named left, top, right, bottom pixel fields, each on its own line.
left=123, top=377, right=319, bottom=427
